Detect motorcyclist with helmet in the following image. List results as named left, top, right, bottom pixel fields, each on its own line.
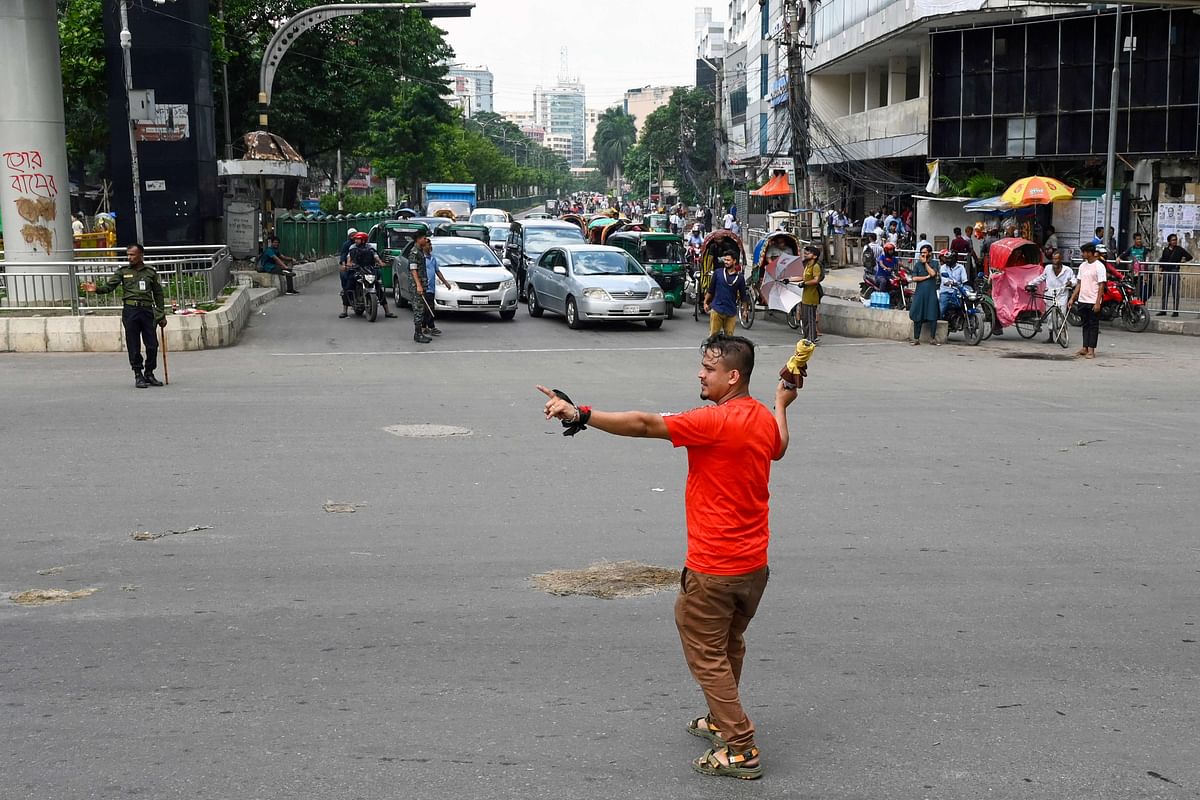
left=341, top=231, right=396, bottom=319
left=875, top=241, right=899, bottom=293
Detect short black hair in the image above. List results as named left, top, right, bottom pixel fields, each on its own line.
left=126, top=243, right=145, bottom=254
left=701, top=333, right=755, bottom=380
left=953, top=227, right=962, bottom=235
left=1080, top=242, right=1097, bottom=253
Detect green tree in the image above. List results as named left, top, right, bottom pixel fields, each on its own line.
left=593, top=108, right=636, bottom=191
left=57, top=0, right=106, bottom=181
left=623, top=88, right=716, bottom=204
left=365, top=84, right=459, bottom=202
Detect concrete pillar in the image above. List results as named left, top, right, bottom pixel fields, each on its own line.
left=919, top=44, right=931, bottom=99
left=850, top=73, right=866, bottom=114
left=0, top=0, right=74, bottom=303
left=887, top=56, right=907, bottom=105
left=865, top=69, right=882, bottom=111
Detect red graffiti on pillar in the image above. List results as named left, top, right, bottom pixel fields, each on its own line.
left=3, top=150, right=58, bottom=199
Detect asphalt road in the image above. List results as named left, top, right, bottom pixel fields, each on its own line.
left=2, top=280, right=1198, bottom=800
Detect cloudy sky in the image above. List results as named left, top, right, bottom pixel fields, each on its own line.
left=436, top=0, right=699, bottom=112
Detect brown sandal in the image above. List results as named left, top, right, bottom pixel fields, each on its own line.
left=692, top=745, right=763, bottom=780
left=686, top=715, right=723, bottom=744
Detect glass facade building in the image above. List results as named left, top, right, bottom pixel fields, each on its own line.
left=930, top=8, right=1200, bottom=159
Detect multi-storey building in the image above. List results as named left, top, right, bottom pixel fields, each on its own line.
left=534, top=82, right=587, bottom=167
left=446, top=64, right=494, bottom=117
left=623, top=86, right=677, bottom=135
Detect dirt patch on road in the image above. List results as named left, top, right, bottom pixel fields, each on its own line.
left=10, top=588, right=99, bottom=605
left=531, top=561, right=680, bottom=599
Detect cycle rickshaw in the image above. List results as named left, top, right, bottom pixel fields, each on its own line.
left=739, top=231, right=801, bottom=329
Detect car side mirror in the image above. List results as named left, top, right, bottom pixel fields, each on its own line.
left=553, top=266, right=567, bottom=275
left=502, top=258, right=512, bottom=267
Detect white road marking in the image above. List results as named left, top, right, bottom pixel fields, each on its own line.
left=271, top=342, right=886, bottom=357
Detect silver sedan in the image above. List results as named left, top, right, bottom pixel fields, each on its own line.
left=525, top=244, right=668, bottom=330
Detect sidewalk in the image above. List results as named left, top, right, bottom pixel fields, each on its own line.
left=818, top=266, right=1200, bottom=336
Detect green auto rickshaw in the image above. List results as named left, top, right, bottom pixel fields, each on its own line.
left=367, top=220, right=431, bottom=298
left=444, top=222, right=490, bottom=244
left=607, top=230, right=687, bottom=318
left=646, top=213, right=671, bottom=233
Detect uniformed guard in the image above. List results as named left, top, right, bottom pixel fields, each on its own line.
left=84, top=243, right=167, bottom=388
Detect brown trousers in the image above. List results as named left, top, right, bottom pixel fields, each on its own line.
left=674, top=565, right=770, bottom=752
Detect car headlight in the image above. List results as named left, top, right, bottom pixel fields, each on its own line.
left=501, top=279, right=516, bottom=289
left=444, top=280, right=459, bottom=291
left=649, top=286, right=664, bottom=299
left=583, top=288, right=612, bottom=300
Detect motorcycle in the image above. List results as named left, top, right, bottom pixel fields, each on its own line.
left=1066, top=266, right=1149, bottom=331
left=939, top=275, right=986, bottom=346
left=859, top=267, right=912, bottom=309
left=343, top=264, right=382, bottom=322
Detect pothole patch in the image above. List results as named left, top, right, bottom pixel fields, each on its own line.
left=531, top=561, right=680, bottom=599
left=323, top=501, right=361, bottom=513
left=1000, top=352, right=1076, bottom=361
left=10, top=588, right=99, bottom=606
left=131, top=524, right=212, bottom=541
left=384, top=424, right=473, bottom=438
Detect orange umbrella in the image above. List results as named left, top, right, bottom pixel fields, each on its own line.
left=1000, top=176, right=1074, bottom=207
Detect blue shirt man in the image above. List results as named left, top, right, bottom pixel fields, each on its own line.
left=709, top=262, right=748, bottom=316
left=938, top=255, right=969, bottom=317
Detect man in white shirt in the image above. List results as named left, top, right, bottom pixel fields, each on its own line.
left=1068, top=243, right=1106, bottom=359
left=861, top=211, right=878, bottom=238
left=1027, top=251, right=1076, bottom=343
left=723, top=210, right=735, bottom=230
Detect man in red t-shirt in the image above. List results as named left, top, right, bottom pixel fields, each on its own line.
left=537, top=334, right=797, bottom=780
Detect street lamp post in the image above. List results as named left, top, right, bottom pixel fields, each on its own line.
left=1102, top=3, right=1122, bottom=252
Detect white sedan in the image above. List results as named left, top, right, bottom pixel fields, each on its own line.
left=397, top=237, right=518, bottom=321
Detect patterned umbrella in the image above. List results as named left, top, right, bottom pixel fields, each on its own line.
left=1000, top=176, right=1074, bottom=207
left=759, top=253, right=806, bottom=313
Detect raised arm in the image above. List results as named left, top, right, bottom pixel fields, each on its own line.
left=537, top=385, right=670, bottom=440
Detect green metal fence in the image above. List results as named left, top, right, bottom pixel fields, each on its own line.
left=275, top=199, right=554, bottom=259
left=275, top=212, right=391, bottom=260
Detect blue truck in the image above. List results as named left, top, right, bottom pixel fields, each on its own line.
left=422, top=182, right=477, bottom=220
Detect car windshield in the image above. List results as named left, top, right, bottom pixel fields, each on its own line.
left=432, top=241, right=502, bottom=267
left=572, top=251, right=644, bottom=276
left=488, top=228, right=508, bottom=243
left=525, top=227, right=584, bottom=253
left=641, top=240, right=684, bottom=263
left=471, top=213, right=507, bottom=224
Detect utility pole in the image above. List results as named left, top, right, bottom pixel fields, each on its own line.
left=118, top=0, right=145, bottom=243
left=783, top=0, right=811, bottom=233
left=1102, top=3, right=1122, bottom=253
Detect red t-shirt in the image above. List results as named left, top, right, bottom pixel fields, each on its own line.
left=662, top=396, right=781, bottom=576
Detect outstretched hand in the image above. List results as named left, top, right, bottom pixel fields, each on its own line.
left=536, top=384, right=577, bottom=422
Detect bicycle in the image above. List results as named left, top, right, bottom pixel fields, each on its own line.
left=1014, top=286, right=1071, bottom=348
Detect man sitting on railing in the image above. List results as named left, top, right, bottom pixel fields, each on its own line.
left=259, top=236, right=298, bottom=295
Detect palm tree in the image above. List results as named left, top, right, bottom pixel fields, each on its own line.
left=593, top=108, right=637, bottom=194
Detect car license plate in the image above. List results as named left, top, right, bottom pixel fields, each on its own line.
left=472, top=295, right=489, bottom=305
left=623, top=304, right=639, bottom=314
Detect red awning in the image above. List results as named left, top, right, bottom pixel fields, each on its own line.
left=750, top=173, right=792, bottom=196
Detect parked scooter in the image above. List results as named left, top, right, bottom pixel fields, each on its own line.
left=859, top=267, right=912, bottom=309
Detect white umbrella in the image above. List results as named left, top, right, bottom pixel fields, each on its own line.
left=760, top=253, right=806, bottom=313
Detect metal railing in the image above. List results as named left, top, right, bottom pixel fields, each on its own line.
left=0, top=245, right=232, bottom=314
left=1110, top=261, right=1199, bottom=317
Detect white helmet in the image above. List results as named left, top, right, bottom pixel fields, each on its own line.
left=347, top=227, right=357, bottom=237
